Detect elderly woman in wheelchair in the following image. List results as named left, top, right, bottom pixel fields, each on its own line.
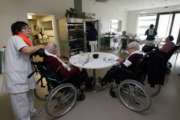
left=30, top=42, right=88, bottom=118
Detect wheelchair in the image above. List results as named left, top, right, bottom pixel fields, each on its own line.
left=106, top=59, right=152, bottom=112
left=29, top=49, right=79, bottom=118
left=106, top=45, right=180, bottom=113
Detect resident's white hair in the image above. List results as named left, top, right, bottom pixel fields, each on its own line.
left=45, top=42, right=57, bottom=54
left=127, top=41, right=140, bottom=50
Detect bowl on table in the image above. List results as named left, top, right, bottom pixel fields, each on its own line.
left=92, top=53, right=99, bottom=59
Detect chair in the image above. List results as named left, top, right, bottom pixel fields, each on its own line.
left=162, top=45, right=180, bottom=74
left=29, top=49, right=78, bottom=118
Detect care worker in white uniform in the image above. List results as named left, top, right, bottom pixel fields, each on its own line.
left=5, top=21, right=45, bottom=120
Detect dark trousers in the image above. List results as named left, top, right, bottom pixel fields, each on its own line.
left=102, top=66, right=135, bottom=84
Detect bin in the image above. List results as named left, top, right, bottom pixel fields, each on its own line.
left=0, top=48, right=5, bottom=74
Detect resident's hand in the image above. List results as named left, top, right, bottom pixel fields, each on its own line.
left=116, top=58, right=124, bottom=63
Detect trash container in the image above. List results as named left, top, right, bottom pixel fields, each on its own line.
left=0, top=51, right=2, bottom=73
left=0, top=48, right=5, bottom=74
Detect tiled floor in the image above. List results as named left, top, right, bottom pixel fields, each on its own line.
left=0, top=53, right=180, bottom=120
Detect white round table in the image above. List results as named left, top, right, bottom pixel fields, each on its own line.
left=69, top=52, right=119, bottom=69
left=69, top=52, right=119, bottom=90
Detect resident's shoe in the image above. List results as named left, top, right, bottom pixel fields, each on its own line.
left=30, top=110, right=42, bottom=120
left=109, top=87, right=117, bottom=98
left=85, top=77, right=94, bottom=91
left=100, top=80, right=108, bottom=87
left=77, top=90, right=85, bottom=101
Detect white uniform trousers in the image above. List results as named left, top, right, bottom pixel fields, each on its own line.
left=89, top=41, right=98, bottom=52
left=10, top=90, right=36, bottom=120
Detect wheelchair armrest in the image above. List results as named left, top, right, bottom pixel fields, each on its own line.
left=117, top=65, right=134, bottom=76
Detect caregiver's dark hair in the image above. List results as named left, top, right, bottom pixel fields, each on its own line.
left=11, top=21, right=28, bottom=35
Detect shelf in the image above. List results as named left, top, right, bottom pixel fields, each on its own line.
left=59, top=17, right=98, bottom=57
left=70, top=48, right=83, bottom=51
left=68, top=29, right=84, bottom=32
left=69, top=38, right=84, bottom=42
left=68, top=23, right=83, bottom=26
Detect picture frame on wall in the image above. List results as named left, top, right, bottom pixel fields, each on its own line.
left=42, top=21, right=53, bottom=30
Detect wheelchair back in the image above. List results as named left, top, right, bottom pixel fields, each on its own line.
left=30, top=49, right=65, bottom=89
left=141, top=45, right=180, bottom=86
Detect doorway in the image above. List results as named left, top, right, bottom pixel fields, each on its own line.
left=27, top=13, right=58, bottom=45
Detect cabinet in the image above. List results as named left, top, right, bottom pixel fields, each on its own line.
left=59, top=18, right=86, bottom=57
left=59, top=17, right=99, bottom=57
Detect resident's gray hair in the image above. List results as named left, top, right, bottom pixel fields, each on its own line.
left=127, top=41, right=140, bottom=50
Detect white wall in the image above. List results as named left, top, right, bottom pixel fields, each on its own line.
left=0, top=0, right=73, bottom=45
left=126, top=11, right=138, bottom=35
left=82, top=0, right=127, bottom=34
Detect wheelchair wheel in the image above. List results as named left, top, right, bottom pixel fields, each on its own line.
left=34, top=78, right=49, bottom=101
left=45, top=83, right=77, bottom=118
left=118, top=79, right=151, bottom=112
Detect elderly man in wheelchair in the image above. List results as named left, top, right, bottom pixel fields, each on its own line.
left=101, top=41, right=144, bottom=86
left=100, top=37, right=180, bottom=113
left=29, top=42, right=88, bottom=118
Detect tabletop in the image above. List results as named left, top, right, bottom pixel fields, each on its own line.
left=69, top=52, right=119, bottom=69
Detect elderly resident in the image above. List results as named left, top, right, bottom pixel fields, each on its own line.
left=101, top=41, right=144, bottom=86
left=43, top=42, right=88, bottom=100
left=159, top=35, right=175, bottom=53
left=44, top=43, right=81, bottom=79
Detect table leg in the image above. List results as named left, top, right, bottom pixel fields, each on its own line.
left=92, top=69, right=103, bottom=91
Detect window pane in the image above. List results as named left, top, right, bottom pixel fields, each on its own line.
left=110, top=19, right=119, bottom=33
left=171, top=13, right=180, bottom=43
left=157, top=14, right=173, bottom=39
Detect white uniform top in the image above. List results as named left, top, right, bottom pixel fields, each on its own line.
left=5, top=35, right=35, bottom=94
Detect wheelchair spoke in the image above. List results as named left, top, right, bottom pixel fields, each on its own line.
left=120, top=86, right=130, bottom=96
left=48, top=98, right=65, bottom=113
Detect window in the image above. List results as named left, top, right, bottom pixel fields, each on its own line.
left=157, top=14, right=173, bottom=39
left=110, top=19, right=121, bottom=33
left=171, top=13, right=180, bottom=43
left=137, top=15, right=157, bottom=40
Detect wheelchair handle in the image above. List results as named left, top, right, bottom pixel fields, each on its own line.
left=27, top=71, right=36, bottom=79
left=37, top=76, right=46, bottom=88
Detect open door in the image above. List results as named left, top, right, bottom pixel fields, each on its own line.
left=27, top=13, right=58, bottom=45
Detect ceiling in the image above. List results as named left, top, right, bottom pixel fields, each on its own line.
left=96, top=0, right=180, bottom=11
